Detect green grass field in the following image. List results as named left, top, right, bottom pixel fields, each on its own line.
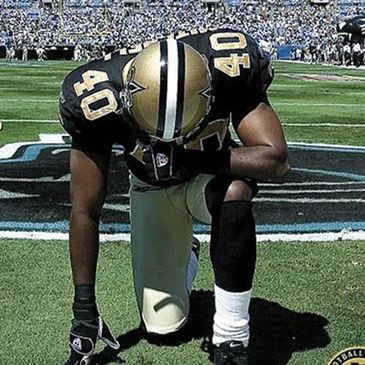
left=0, top=60, right=365, bottom=146
left=0, top=60, right=364, bottom=364
left=0, top=240, right=364, bottom=365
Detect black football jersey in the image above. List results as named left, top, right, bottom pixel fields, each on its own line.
left=59, top=28, right=273, bottom=184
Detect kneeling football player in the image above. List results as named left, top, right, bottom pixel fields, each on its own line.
left=60, top=28, right=290, bottom=365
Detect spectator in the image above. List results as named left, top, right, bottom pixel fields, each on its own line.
left=352, top=41, right=361, bottom=67
left=0, top=0, right=363, bottom=65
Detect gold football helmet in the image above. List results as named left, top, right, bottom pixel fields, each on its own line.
left=121, top=39, right=212, bottom=143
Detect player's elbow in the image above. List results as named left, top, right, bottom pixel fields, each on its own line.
left=273, top=156, right=291, bottom=179
left=268, top=147, right=291, bottom=180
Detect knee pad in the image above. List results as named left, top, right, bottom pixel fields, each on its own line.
left=141, top=290, right=189, bottom=335
left=210, top=200, right=257, bottom=292
left=136, top=280, right=190, bottom=335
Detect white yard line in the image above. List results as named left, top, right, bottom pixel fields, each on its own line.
left=1, top=230, right=364, bottom=242
left=259, top=188, right=365, bottom=194
left=288, top=141, right=365, bottom=150
left=0, top=119, right=59, bottom=123
left=255, top=197, right=365, bottom=203
left=283, top=123, right=365, bottom=127
left=0, top=88, right=56, bottom=91
left=274, top=102, right=365, bottom=107
left=1, top=119, right=365, bottom=128
left=0, top=175, right=70, bottom=182
left=0, top=99, right=56, bottom=103
left=262, top=181, right=365, bottom=187
left=1, top=100, right=365, bottom=107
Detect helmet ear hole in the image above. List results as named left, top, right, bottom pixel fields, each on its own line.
left=123, top=39, right=212, bottom=143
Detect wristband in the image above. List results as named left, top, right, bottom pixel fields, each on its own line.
left=72, top=302, right=99, bottom=321
left=74, top=284, right=95, bottom=304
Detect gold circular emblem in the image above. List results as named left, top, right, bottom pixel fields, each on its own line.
left=328, top=347, right=365, bottom=365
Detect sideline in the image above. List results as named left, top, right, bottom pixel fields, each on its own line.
left=2, top=119, right=365, bottom=128
left=0, top=230, right=364, bottom=242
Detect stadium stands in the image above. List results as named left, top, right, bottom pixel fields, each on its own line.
left=0, top=0, right=364, bottom=64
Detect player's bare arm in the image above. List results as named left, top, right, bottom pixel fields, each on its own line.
left=69, top=147, right=110, bottom=285
left=230, top=101, right=291, bottom=181
left=143, top=102, right=290, bottom=184
left=65, top=146, right=119, bottom=365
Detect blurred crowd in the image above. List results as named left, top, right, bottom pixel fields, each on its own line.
left=0, top=0, right=364, bottom=65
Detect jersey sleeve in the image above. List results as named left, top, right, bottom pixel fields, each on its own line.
left=59, top=74, right=113, bottom=154
left=58, top=76, right=85, bottom=138
left=230, top=49, right=274, bottom=129
left=187, top=29, right=274, bottom=128
left=58, top=57, right=126, bottom=152
left=211, top=30, right=273, bottom=111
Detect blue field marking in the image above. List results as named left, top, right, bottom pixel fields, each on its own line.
left=0, top=144, right=67, bottom=164
left=1, top=140, right=365, bottom=237
left=292, top=168, right=365, bottom=181
left=1, top=141, right=364, bottom=164
left=0, top=221, right=70, bottom=232
left=1, top=221, right=364, bottom=235
left=289, top=143, right=365, bottom=154
left=257, top=221, right=365, bottom=234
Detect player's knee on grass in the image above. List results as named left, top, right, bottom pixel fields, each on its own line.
left=135, top=269, right=190, bottom=335
left=140, top=287, right=190, bottom=335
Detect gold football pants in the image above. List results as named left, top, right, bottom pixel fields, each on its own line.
left=129, top=173, right=213, bottom=334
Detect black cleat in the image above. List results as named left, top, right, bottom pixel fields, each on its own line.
left=214, top=341, right=248, bottom=365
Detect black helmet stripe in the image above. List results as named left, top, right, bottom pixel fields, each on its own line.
left=157, top=40, right=168, bottom=138
left=157, top=39, right=185, bottom=140
left=174, top=41, right=185, bottom=138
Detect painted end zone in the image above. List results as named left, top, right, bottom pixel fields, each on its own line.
left=0, top=135, right=365, bottom=241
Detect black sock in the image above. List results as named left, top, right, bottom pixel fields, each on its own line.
left=210, top=200, right=257, bottom=292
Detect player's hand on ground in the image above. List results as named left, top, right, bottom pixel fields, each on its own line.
left=143, top=140, right=189, bottom=182
left=65, top=315, right=120, bottom=365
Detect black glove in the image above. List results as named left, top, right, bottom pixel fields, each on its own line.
left=142, top=140, right=190, bottom=183
left=64, top=305, right=120, bottom=365
left=142, top=140, right=232, bottom=183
